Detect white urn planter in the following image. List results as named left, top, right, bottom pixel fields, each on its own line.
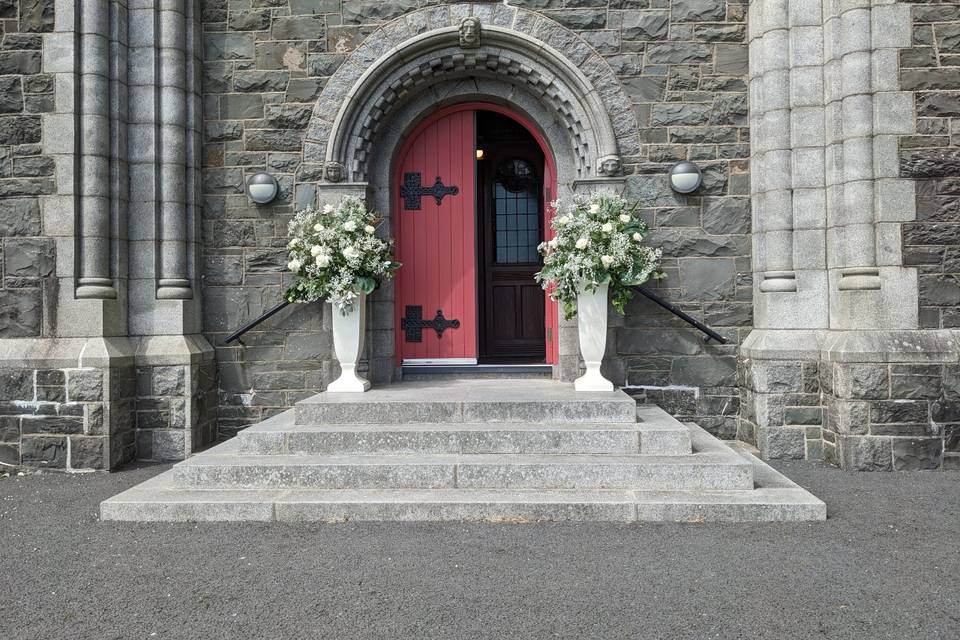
left=574, top=280, right=614, bottom=392
left=326, top=294, right=371, bottom=393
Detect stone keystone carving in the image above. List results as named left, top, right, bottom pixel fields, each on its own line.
left=459, top=17, right=481, bottom=49
left=324, top=161, right=345, bottom=183
left=597, top=155, right=622, bottom=176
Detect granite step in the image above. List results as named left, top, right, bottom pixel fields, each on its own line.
left=237, top=405, right=691, bottom=456
left=100, top=428, right=826, bottom=523
left=294, top=379, right=637, bottom=425
left=173, top=436, right=753, bottom=492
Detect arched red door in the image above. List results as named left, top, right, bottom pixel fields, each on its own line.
left=393, top=104, right=558, bottom=366
left=394, top=109, right=478, bottom=363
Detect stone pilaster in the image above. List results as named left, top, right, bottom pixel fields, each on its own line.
left=125, top=0, right=212, bottom=461
left=741, top=0, right=951, bottom=470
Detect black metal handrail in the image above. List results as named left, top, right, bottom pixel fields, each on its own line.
left=630, top=285, right=727, bottom=344
left=225, top=300, right=291, bottom=343
left=225, top=287, right=727, bottom=345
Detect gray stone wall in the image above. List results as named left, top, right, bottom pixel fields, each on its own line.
left=0, top=362, right=136, bottom=470
left=0, top=0, right=54, bottom=341
left=901, top=5, right=960, bottom=330
left=200, top=0, right=752, bottom=440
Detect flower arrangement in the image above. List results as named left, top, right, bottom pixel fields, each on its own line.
left=284, top=196, right=400, bottom=312
left=535, top=191, right=663, bottom=320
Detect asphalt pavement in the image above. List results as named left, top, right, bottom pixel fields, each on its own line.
left=1, top=460, right=958, bottom=640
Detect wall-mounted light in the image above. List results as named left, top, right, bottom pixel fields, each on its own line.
left=669, top=161, right=703, bottom=194
left=476, top=149, right=485, bottom=160
left=247, top=172, right=279, bottom=204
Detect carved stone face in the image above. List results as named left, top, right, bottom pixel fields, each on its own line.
left=459, top=17, right=481, bottom=49
left=599, top=157, right=622, bottom=176
left=324, top=162, right=344, bottom=183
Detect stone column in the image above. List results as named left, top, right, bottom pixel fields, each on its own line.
left=752, top=0, right=797, bottom=294
left=155, top=0, right=191, bottom=300
left=75, top=1, right=116, bottom=299
left=825, top=0, right=881, bottom=291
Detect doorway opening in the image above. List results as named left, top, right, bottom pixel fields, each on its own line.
left=476, top=111, right=546, bottom=364
left=392, top=103, right=558, bottom=369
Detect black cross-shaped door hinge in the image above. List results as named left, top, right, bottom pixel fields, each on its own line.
left=401, top=306, right=461, bottom=342
left=400, top=172, right=459, bottom=210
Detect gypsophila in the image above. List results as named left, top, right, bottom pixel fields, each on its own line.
left=284, top=196, right=401, bottom=312
left=535, top=191, right=664, bottom=319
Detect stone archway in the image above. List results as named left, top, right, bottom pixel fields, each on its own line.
left=303, top=3, right=638, bottom=184
left=301, top=3, right=638, bottom=384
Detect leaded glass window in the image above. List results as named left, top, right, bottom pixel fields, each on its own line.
left=494, top=159, right=540, bottom=264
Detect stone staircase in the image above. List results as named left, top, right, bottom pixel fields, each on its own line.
left=101, top=379, right=825, bottom=522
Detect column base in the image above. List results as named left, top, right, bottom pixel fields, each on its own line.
left=740, top=329, right=958, bottom=470
left=156, top=280, right=193, bottom=300
left=76, top=283, right=118, bottom=300
left=837, top=267, right=881, bottom=291
left=0, top=337, right=136, bottom=471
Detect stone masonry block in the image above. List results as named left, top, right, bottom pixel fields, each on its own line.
left=749, top=361, right=804, bottom=393
left=832, top=364, right=889, bottom=400
left=760, top=426, right=806, bottom=459
left=872, top=4, right=912, bottom=50
left=873, top=92, right=915, bottom=135
left=892, top=438, right=943, bottom=470
left=67, top=369, right=104, bottom=402
left=69, top=435, right=106, bottom=470
left=152, top=366, right=186, bottom=396
left=839, top=435, right=893, bottom=471
left=20, top=435, right=66, bottom=468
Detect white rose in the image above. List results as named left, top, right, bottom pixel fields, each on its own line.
left=287, top=259, right=302, bottom=272
left=633, top=232, right=643, bottom=242
left=589, top=204, right=601, bottom=214
left=556, top=216, right=569, bottom=226
left=342, top=246, right=359, bottom=259
left=315, top=254, right=330, bottom=268
left=322, top=204, right=335, bottom=214
left=601, top=222, right=613, bottom=233
left=287, top=238, right=299, bottom=248
left=364, top=225, right=376, bottom=234
left=619, top=214, right=631, bottom=223
left=313, top=223, right=324, bottom=232
left=310, top=245, right=322, bottom=256
left=575, top=237, right=590, bottom=250
left=601, top=255, right=615, bottom=268
left=343, top=220, right=357, bottom=232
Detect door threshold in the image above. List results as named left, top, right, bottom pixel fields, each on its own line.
left=401, top=363, right=554, bottom=376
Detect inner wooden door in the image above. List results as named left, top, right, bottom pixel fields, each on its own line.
left=476, top=111, right=546, bottom=362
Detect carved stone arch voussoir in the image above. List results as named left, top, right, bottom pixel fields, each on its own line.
left=305, top=4, right=637, bottom=184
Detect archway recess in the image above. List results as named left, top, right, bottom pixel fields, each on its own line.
left=304, top=3, right=638, bottom=185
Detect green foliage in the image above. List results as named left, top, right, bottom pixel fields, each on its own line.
left=283, top=197, right=401, bottom=312
left=535, top=191, right=664, bottom=320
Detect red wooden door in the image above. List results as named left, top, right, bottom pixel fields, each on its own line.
left=394, top=110, right=477, bottom=363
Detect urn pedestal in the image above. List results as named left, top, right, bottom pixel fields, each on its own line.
left=327, top=294, right=371, bottom=393
left=574, top=281, right=614, bottom=392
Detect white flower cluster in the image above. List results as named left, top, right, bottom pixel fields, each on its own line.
left=535, top=190, right=663, bottom=319
left=284, top=197, right=400, bottom=312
